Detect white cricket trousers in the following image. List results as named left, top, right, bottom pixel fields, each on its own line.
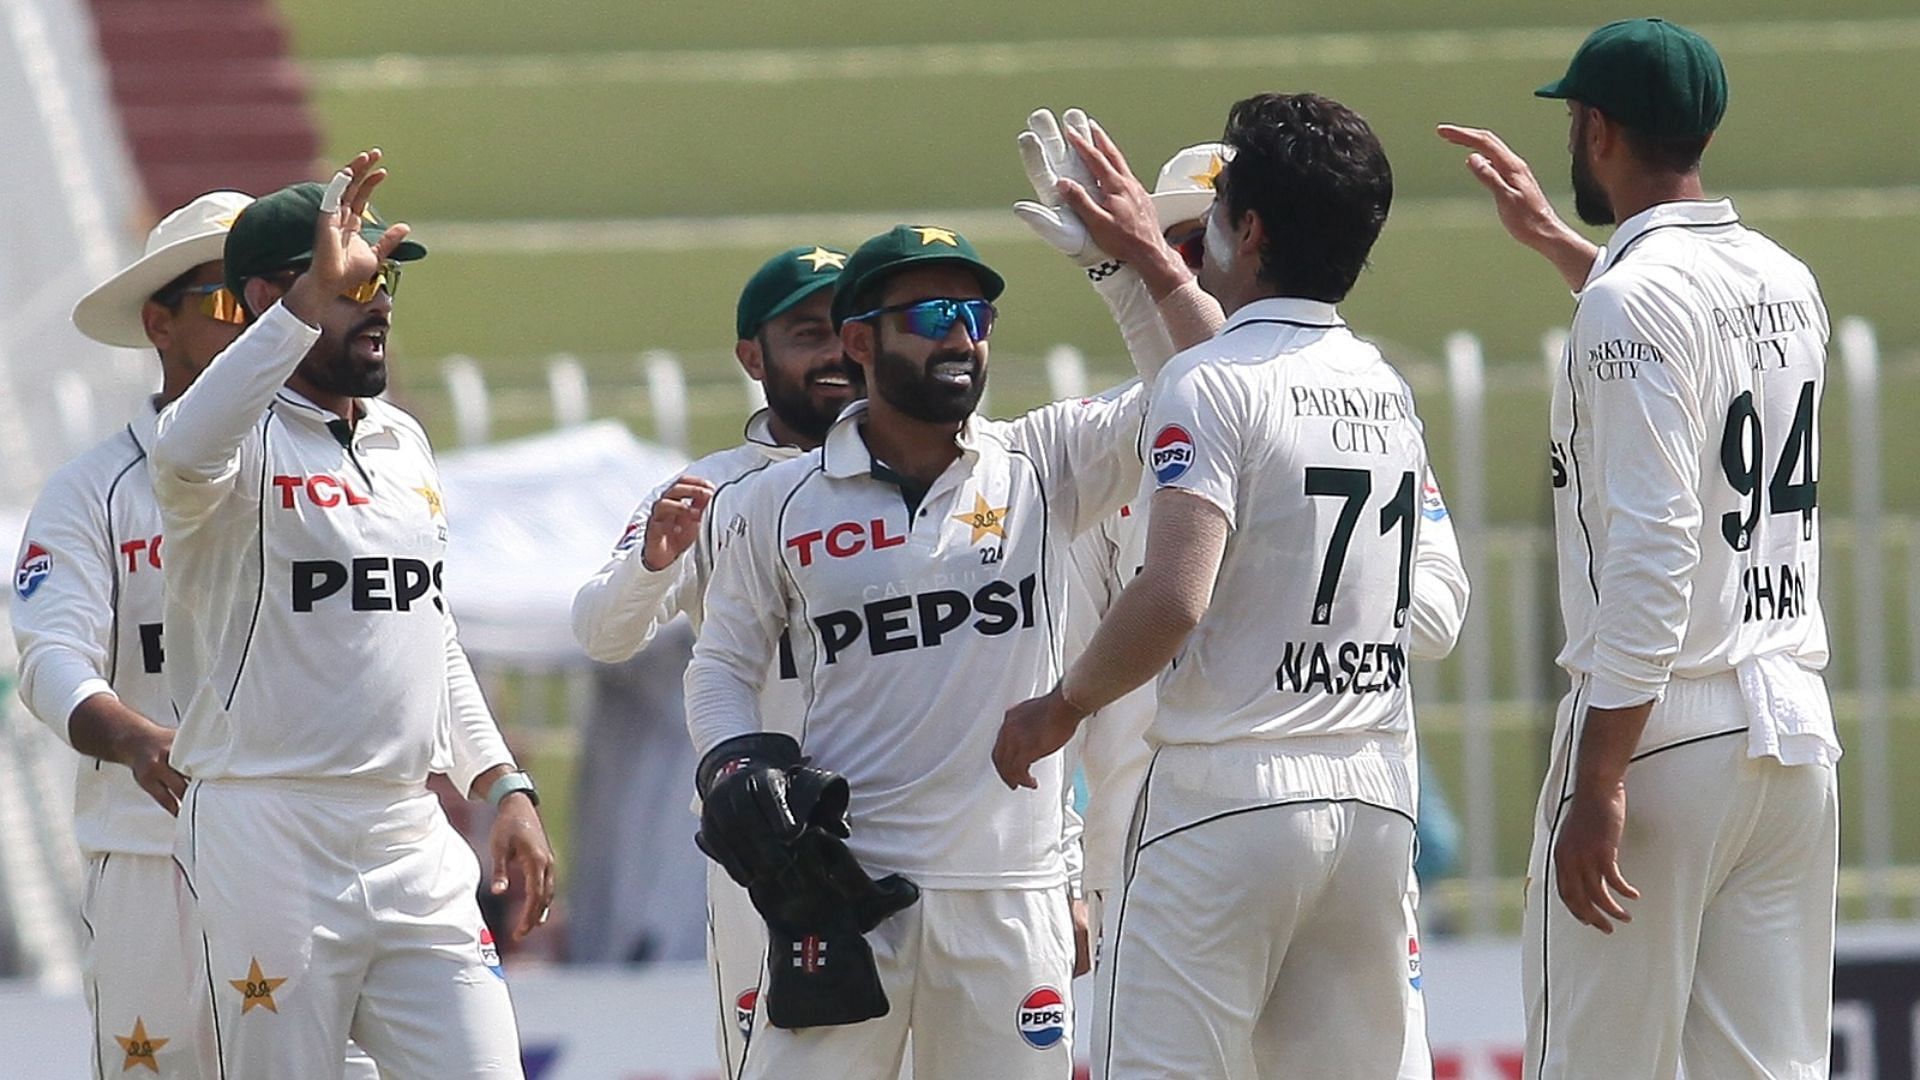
left=1097, top=744, right=1417, bottom=1080
left=179, top=778, right=524, bottom=1079
left=707, top=858, right=766, bottom=1078
left=739, top=886, right=1075, bottom=1080
left=1523, top=673, right=1838, bottom=1079
left=82, top=852, right=382, bottom=1080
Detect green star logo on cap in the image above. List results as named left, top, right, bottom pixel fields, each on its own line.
left=798, top=247, right=847, bottom=271
left=913, top=226, right=959, bottom=247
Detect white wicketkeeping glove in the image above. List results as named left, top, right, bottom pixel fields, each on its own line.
left=1013, top=107, right=1115, bottom=271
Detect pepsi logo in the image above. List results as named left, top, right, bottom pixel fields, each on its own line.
left=1016, top=985, right=1066, bottom=1050
left=480, top=927, right=504, bottom=979
left=1150, top=425, right=1195, bottom=485
left=735, top=988, right=758, bottom=1044
left=614, top=521, right=642, bottom=553
left=1408, top=935, right=1422, bottom=990
left=14, top=543, right=50, bottom=599
left=1421, top=478, right=1449, bottom=522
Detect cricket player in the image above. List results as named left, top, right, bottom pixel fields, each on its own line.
left=1440, top=20, right=1840, bottom=1078
left=14, top=191, right=389, bottom=1078
left=1028, top=121, right=1468, bottom=1077
left=684, top=221, right=1165, bottom=1079
left=996, top=91, right=1432, bottom=1078
left=571, top=243, right=857, bottom=1075
left=151, top=152, right=555, bottom=1078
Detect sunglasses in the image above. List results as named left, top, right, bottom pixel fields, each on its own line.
left=1165, top=225, right=1206, bottom=271
left=261, top=261, right=404, bottom=303
left=170, top=281, right=248, bottom=325
left=848, top=298, right=998, bottom=343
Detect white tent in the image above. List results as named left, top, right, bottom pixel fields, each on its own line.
left=437, top=420, right=686, bottom=663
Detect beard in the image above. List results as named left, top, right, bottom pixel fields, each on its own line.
left=871, top=337, right=985, bottom=424
left=1570, top=137, right=1614, bottom=227
left=763, top=355, right=863, bottom=443
left=301, top=314, right=390, bottom=399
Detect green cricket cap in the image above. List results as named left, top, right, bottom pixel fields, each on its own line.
left=223, top=180, right=427, bottom=301
left=830, top=224, right=1006, bottom=328
left=1536, top=18, right=1727, bottom=138
left=736, top=245, right=848, bottom=340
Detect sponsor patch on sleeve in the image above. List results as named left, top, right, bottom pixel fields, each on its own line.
left=14, top=543, right=50, bottom=599
left=1149, top=424, right=1195, bottom=485
left=612, top=521, right=642, bottom=554
left=1421, top=478, right=1449, bottom=522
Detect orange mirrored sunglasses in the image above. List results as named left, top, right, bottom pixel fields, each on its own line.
left=182, top=262, right=403, bottom=325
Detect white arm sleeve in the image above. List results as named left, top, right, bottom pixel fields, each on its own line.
left=1408, top=468, right=1471, bottom=662
left=150, top=303, right=320, bottom=529
left=1578, top=278, right=1705, bottom=708
left=571, top=474, right=705, bottom=663
left=1009, top=383, right=1146, bottom=538
left=683, top=479, right=789, bottom=756
left=11, top=473, right=118, bottom=743
left=1091, top=266, right=1179, bottom=382
left=443, top=615, right=515, bottom=796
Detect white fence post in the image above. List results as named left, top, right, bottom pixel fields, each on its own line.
left=441, top=355, right=491, bottom=448
left=643, top=350, right=690, bottom=454
left=546, top=353, right=590, bottom=428
left=1840, top=316, right=1890, bottom=920
left=1045, top=344, right=1088, bottom=400
left=1445, top=331, right=1496, bottom=935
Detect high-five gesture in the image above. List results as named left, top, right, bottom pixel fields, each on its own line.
left=1013, top=108, right=1107, bottom=268
left=282, top=148, right=412, bottom=322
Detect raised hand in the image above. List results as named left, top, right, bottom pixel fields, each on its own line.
left=1435, top=124, right=1599, bottom=291
left=284, top=149, right=413, bottom=320
left=1014, top=108, right=1107, bottom=267
left=641, top=476, right=716, bottom=572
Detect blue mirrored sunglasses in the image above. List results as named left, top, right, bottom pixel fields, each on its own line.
left=848, top=298, right=997, bottom=342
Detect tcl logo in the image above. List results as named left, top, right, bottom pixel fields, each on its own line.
left=119, top=535, right=163, bottom=573
left=273, top=474, right=370, bottom=509
left=786, top=518, right=906, bottom=567
left=292, top=557, right=443, bottom=612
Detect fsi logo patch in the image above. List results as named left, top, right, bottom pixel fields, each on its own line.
left=1150, top=424, right=1195, bottom=485
left=14, top=543, right=50, bottom=599
left=1016, top=985, right=1066, bottom=1050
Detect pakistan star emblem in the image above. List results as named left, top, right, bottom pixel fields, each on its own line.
left=415, top=486, right=445, bottom=518
left=115, top=1017, right=168, bottom=1072
left=798, top=246, right=847, bottom=271
left=1191, top=154, right=1224, bottom=189
left=953, top=493, right=1009, bottom=544
left=913, top=226, right=959, bottom=247
left=231, top=957, right=287, bottom=1014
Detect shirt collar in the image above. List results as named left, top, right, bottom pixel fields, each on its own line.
left=1220, top=296, right=1344, bottom=334
left=127, top=396, right=162, bottom=455
left=819, top=400, right=985, bottom=479
left=742, top=408, right=778, bottom=448
left=1585, top=198, right=1740, bottom=287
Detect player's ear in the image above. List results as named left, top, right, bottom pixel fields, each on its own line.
left=1236, top=207, right=1264, bottom=261
left=735, top=337, right=766, bottom=383
left=242, top=278, right=280, bottom=321
left=141, top=299, right=174, bottom=353
left=841, top=319, right=875, bottom=372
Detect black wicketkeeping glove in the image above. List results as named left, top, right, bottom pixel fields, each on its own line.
left=694, top=733, right=809, bottom=888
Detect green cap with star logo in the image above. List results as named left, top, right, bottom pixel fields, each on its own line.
left=736, top=245, right=848, bottom=340
left=1535, top=18, right=1727, bottom=138
left=830, top=225, right=1006, bottom=328
left=223, top=180, right=427, bottom=302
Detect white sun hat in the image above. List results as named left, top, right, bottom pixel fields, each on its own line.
left=72, top=190, right=254, bottom=348
left=1149, top=142, right=1232, bottom=230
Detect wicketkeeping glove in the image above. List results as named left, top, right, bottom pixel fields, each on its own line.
left=1013, top=107, right=1116, bottom=272
left=694, top=733, right=811, bottom=888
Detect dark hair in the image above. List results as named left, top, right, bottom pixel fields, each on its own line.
left=1621, top=126, right=1710, bottom=174
left=1218, top=92, right=1392, bottom=303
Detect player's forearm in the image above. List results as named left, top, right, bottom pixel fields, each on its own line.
left=67, top=692, right=168, bottom=765
left=1408, top=515, right=1470, bottom=662
left=1061, top=492, right=1227, bottom=715
left=445, top=633, right=516, bottom=795
left=683, top=655, right=763, bottom=756
left=1530, top=223, right=1602, bottom=293
left=1092, top=268, right=1178, bottom=382
left=1571, top=700, right=1655, bottom=795
left=152, top=303, right=320, bottom=478
left=1156, top=280, right=1227, bottom=352
left=570, top=550, right=687, bottom=663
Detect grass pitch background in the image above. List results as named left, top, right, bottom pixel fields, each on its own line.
left=280, top=0, right=1920, bottom=923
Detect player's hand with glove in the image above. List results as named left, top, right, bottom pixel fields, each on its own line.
left=1051, top=116, right=1191, bottom=297
left=694, top=733, right=813, bottom=887
left=1015, top=108, right=1114, bottom=271
left=1435, top=124, right=1600, bottom=292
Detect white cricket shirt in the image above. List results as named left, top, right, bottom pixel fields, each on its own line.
left=1552, top=199, right=1831, bottom=747
left=151, top=304, right=513, bottom=787
left=1143, top=298, right=1436, bottom=770
left=685, top=394, right=1144, bottom=889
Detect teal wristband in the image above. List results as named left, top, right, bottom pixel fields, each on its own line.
left=487, top=771, right=539, bottom=808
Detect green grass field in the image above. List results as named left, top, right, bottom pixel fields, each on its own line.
left=278, top=0, right=1920, bottom=907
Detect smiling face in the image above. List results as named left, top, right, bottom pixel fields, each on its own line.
left=751, top=288, right=860, bottom=444
left=844, top=264, right=991, bottom=425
